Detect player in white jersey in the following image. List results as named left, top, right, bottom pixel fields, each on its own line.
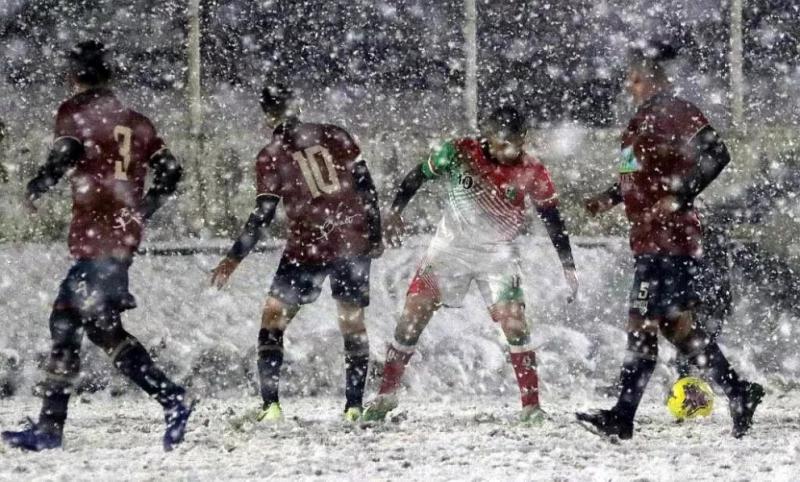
left=363, top=106, right=578, bottom=422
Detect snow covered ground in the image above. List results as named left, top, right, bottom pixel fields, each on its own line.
left=1, top=394, right=799, bottom=481
left=1, top=239, right=799, bottom=480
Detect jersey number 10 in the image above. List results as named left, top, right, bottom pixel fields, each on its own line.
left=113, top=125, right=133, bottom=181
left=293, top=146, right=341, bottom=198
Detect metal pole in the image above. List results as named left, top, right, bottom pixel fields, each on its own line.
left=464, top=0, right=478, bottom=133
left=730, top=0, right=744, bottom=132
left=187, top=0, right=207, bottom=226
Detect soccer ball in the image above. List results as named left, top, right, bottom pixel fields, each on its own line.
left=667, top=377, right=714, bottom=420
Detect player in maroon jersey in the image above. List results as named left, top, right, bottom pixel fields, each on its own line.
left=362, top=106, right=578, bottom=423
left=2, top=41, right=193, bottom=452
left=577, top=43, right=763, bottom=439
left=210, top=83, right=382, bottom=422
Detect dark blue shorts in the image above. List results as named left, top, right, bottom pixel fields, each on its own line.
left=269, top=255, right=371, bottom=307
left=54, top=258, right=137, bottom=317
left=628, top=255, right=700, bottom=319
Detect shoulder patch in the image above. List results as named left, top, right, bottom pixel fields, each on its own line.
left=618, top=146, right=641, bottom=174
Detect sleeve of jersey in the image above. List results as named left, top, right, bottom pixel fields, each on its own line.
left=529, top=164, right=559, bottom=209
left=421, top=141, right=457, bottom=179
left=148, top=135, right=167, bottom=160
left=53, top=104, right=81, bottom=142
left=255, top=148, right=282, bottom=197
left=668, top=101, right=710, bottom=146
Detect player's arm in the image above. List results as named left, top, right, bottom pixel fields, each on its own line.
left=211, top=194, right=280, bottom=289
left=584, top=182, right=623, bottom=216
left=673, top=126, right=731, bottom=206
left=536, top=205, right=578, bottom=302
left=25, top=137, right=84, bottom=208
left=139, top=149, right=183, bottom=221
left=384, top=142, right=455, bottom=246
left=529, top=162, right=578, bottom=301
left=352, top=159, right=383, bottom=258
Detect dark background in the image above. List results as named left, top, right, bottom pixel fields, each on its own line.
left=1, top=0, right=798, bottom=128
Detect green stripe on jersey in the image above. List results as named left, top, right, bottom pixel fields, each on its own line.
left=422, top=141, right=458, bottom=178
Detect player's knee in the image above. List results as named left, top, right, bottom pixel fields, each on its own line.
left=490, top=302, right=525, bottom=328
left=337, top=303, right=366, bottom=335
left=394, top=316, right=425, bottom=346
left=627, top=328, right=659, bottom=359
left=261, top=297, right=297, bottom=330
left=627, top=312, right=658, bottom=334
left=659, top=311, right=695, bottom=345
left=85, top=322, right=127, bottom=352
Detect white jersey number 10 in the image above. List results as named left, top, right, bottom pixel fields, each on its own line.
left=293, top=146, right=341, bottom=198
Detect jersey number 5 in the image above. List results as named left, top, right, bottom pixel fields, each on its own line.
left=113, top=125, right=133, bottom=181
left=293, top=146, right=341, bottom=198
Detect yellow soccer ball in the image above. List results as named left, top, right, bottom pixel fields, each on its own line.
left=667, top=377, right=714, bottom=420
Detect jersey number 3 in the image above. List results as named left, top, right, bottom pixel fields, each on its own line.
left=293, top=146, right=341, bottom=198
left=113, top=125, right=133, bottom=181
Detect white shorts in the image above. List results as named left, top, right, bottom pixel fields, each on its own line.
left=407, top=240, right=524, bottom=308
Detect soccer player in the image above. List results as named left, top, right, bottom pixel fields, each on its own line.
left=577, top=43, right=764, bottom=439
left=2, top=41, right=193, bottom=452
left=210, top=84, right=382, bottom=422
left=362, top=106, right=578, bottom=423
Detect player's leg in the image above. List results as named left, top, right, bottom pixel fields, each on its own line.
left=77, top=259, right=192, bottom=450
left=337, top=301, right=369, bottom=419
left=657, top=258, right=762, bottom=437
left=85, top=311, right=185, bottom=407
left=256, top=255, right=320, bottom=419
left=330, top=256, right=372, bottom=419
left=256, top=296, right=301, bottom=419
left=361, top=266, right=444, bottom=422
left=479, top=270, right=543, bottom=421
left=1, top=305, right=83, bottom=451
left=83, top=311, right=193, bottom=450
left=490, top=300, right=544, bottom=419
left=577, top=256, right=660, bottom=439
left=675, top=233, right=731, bottom=378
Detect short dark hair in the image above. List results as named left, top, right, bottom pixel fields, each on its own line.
left=68, top=40, right=111, bottom=86
left=481, top=106, right=528, bottom=140
left=628, top=40, right=679, bottom=81
left=260, top=83, right=292, bottom=117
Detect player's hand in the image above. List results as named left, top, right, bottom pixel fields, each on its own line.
left=23, top=197, right=38, bottom=214
left=211, top=257, right=240, bottom=289
left=564, top=267, right=579, bottom=303
left=652, top=194, right=679, bottom=218
left=584, top=194, right=613, bottom=217
left=383, top=211, right=406, bottom=248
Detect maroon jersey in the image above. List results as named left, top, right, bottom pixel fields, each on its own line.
left=618, top=92, right=710, bottom=257
left=255, top=120, right=370, bottom=264
left=55, top=88, right=165, bottom=259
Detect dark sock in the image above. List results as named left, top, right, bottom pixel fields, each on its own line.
left=112, top=338, right=185, bottom=408
left=257, top=328, right=284, bottom=406
left=38, top=390, right=69, bottom=435
left=613, top=331, right=658, bottom=421
left=38, top=308, right=83, bottom=435
left=675, top=353, right=692, bottom=378
left=343, top=332, right=369, bottom=410
left=688, top=340, right=745, bottom=399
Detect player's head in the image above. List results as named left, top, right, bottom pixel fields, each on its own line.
left=67, top=40, right=112, bottom=90
left=626, top=40, right=677, bottom=104
left=260, top=83, right=293, bottom=127
left=481, top=105, right=528, bottom=164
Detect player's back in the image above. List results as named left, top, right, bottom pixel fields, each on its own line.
left=619, top=92, right=708, bottom=257
left=56, top=88, right=164, bottom=259
left=258, top=120, right=369, bottom=262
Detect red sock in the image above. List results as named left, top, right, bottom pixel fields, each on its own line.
left=378, top=343, right=415, bottom=395
left=510, top=350, right=539, bottom=408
